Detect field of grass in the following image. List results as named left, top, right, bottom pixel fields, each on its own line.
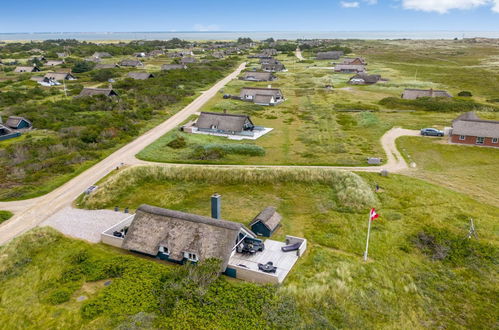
left=397, top=136, right=499, bottom=206
left=139, top=41, right=499, bottom=166
left=9, top=166, right=485, bottom=328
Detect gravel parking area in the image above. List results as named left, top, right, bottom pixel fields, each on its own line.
left=41, top=207, right=132, bottom=243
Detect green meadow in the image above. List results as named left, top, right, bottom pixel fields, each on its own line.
left=2, top=165, right=496, bottom=328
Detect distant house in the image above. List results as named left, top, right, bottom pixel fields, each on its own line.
left=180, top=57, right=197, bottom=64
left=450, top=112, right=499, bottom=147
left=5, top=116, right=32, bottom=130
left=14, top=66, right=41, bottom=73
left=119, top=59, right=144, bottom=67
left=85, top=57, right=101, bottom=63
left=334, top=64, right=366, bottom=73
left=56, top=52, right=68, bottom=58
left=148, top=50, right=165, bottom=57
left=45, top=60, right=64, bottom=66
left=260, top=58, right=279, bottom=65
left=127, top=72, right=155, bottom=80
left=95, top=63, right=120, bottom=69
left=78, top=88, right=118, bottom=98
left=348, top=73, right=381, bottom=85
left=401, top=88, right=452, bottom=100
left=212, top=51, right=225, bottom=59
left=44, top=72, right=76, bottom=81
left=239, top=87, right=284, bottom=106
left=261, top=63, right=286, bottom=72
left=161, top=64, right=187, bottom=71
left=316, top=51, right=344, bottom=60
left=341, top=57, right=367, bottom=65
left=194, top=112, right=255, bottom=135
left=92, top=52, right=112, bottom=58
left=241, top=71, right=276, bottom=82
left=250, top=207, right=281, bottom=237
left=121, top=204, right=255, bottom=270
left=134, top=52, right=147, bottom=58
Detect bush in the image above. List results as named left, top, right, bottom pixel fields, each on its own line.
left=379, top=97, right=499, bottom=112
left=45, top=287, right=73, bottom=305
left=0, top=210, right=13, bottom=224
left=72, top=61, right=95, bottom=73
left=166, top=136, right=187, bottom=149
left=457, top=91, right=473, bottom=97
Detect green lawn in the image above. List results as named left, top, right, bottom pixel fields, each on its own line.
left=397, top=136, right=499, bottom=206
left=71, top=165, right=499, bottom=328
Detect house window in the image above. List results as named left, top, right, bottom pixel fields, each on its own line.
left=184, top=252, right=198, bottom=262
left=476, top=137, right=485, bottom=145
left=492, top=138, right=498, bottom=144
left=159, top=245, right=169, bottom=255
left=459, top=135, right=465, bottom=141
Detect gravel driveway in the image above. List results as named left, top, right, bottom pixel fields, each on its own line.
left=41, top=207, right=132, bottom=243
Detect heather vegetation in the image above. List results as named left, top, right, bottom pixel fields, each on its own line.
left=0, top=39, right=238, bottom=200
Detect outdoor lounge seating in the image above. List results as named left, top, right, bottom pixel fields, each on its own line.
left=258, top=261, right=277, bottom=273
left=281, top=242, right=301, bottom=252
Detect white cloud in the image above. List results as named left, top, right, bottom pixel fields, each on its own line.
left=364, top=0, right=378, bottom=4
left=193, top=24, right=220, bottom=32
left=341, top=1, right=360, bottom=8
left=402, top=0, right=499, bottom=13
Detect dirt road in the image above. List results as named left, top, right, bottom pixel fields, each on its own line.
left=0, top=62, right=247, bottom=245
left=295, top=48, right=305, bottom=61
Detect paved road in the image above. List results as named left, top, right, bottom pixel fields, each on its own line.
left=0, top=62, right=247, bottom=245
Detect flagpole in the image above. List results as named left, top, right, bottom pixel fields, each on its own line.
left=364, top=212, right=372, bottom=261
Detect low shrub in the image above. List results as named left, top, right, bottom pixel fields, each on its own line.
left=457, top=91, right=473, bottom=97
left=379, top=96, right=499, bottom=112
left=166, top=135, right=187, bottom=149
left=0, top=210, right=13, bottom=224
left=190, top=143, right=265, bottom=160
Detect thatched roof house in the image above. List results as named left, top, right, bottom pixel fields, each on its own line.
left=250, top=207, right=282, bottom=237
left=180, top=57, right=197, bottom=64
left=195, top=112, right=255, bottom=134
left=161, top=64, right=187, bottom=71
left=95, top=63, right=120, bottom=69
left=450, top=112, right=499, bottom=147
left=348, top=73, right=381, bottom=85
left=14, top=66, right=40, bottom=73
left=122, top=204, right=253, bottom=269
left=241, top=71, right=275, bottom=82
left=334, top=64, right=366, bottom=73
left=45, top=60, right=64, bottom=66
left=93, top=52, right=112, bottom=58
left=239, top=87, right=284, bottom=106
left=119, top=59, right=143, bottom=67
left=5, top=116, right=32, bottom=130
left=78, top=88, right=118, bottom=98
left=127, top=72, right=155, bottom=80
left=44, top=72, right=76, bottom=81
left=316, top=51, right=344, bottom=60
left=341, top=57, right=367, bottom=65
left=261, top=63, right=286, bottom=72
left=401, top=88, right=452, bottom=100
left=260, top=58, right=280, bottom=65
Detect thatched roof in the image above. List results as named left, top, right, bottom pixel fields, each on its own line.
left=122, top=205, right=247, bottom=269
left=240, top=87, right=283, bottom=99
left=180, top=57, right=197, bottom=64
left=261, top=63, right=286, bottom=72
left=342, top=57, right=367, bottom=65
left=14, top=66, right=40, bottom=73
left=45, top=60, right=64, bottom=66
left=93, top=52, right=112, bottom=58
left=334, top=64, right=366, bottom=72
left=95, top=63, right=120, bottom=69
left=78, top=88, right=118, bottom=97
left=196, top=112, right=254, bottom=132
left=402, top=88, right=452, bottom=100
left=119, top=59, right=143, bottom=67
left=127, top=72, right=155, bottom=80
left=250, top=207, right=282, bottom=232
left=241, top=71, right=274, bottom=81
left=452, top=112, right=499, bottom=138
left=316, top=51, right=343, bottom=60
left=44, top=72, right=75, bottom=81
left=349, top=73, right=381, bottom=84
left=5, top=116, right=32, bottom=129
left=161, top=64, right=187, bottom=70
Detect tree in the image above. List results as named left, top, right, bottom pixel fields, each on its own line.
left=72, top=61, right=95, bottom=73
left=458, top=91, right=473, bottom=97
left=237, top=37, right=253, bottom=44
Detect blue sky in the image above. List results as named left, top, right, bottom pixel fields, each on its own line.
left=1, top=0, right=498, bottom=33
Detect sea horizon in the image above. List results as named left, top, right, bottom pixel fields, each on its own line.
left=2, top=30, right=499, bottom=41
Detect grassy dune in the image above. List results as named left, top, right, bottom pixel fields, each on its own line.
left=0, top=210, right=13, bottom=224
